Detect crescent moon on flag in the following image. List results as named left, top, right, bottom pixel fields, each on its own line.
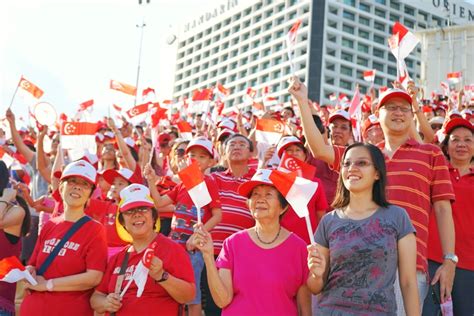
left=20, top=80, right=31, bottom=89
left=285, top=158, right=299, bottom=170
left=142, top=248, right=154, bottom=268
left=64, top=123, right=76, bottom=135
left=273, top=123, right=284, bottom=133
left=130, top=108, right=139, bottom=116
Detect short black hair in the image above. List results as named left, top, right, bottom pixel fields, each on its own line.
left=282, top=106, right=295, bottom=117
left=224, top=133, right=254, bottom=152
left=312, top=115, right=326, bottom=134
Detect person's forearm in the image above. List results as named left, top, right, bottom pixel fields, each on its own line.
left=306, top=274, right=325, bottom=294
left=296, top=285, right=312, bottom=316
left=295, top=97, right=334, bottom=164
left=203, top=253, right=232, bottom=308
left=156, top=274, right=195, bottom=304
left=9, top=122, right=34, bottom=162
left=435, top=206, right=455, bottom=255
left=400, top=281, right=421, bottom=316
left=36, top=136, right=52, bottom=183
left=48, top=270, right=103, bottom=291
left=114, top=131, right=136, bottom=170
left=148, top=184, right=171, bottom=209
left=203, top=211, right=222, bottom=232
left=414, top=111, right=434, bottom=143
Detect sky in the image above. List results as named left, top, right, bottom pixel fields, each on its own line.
left=0, top=0, right=219, bottom=125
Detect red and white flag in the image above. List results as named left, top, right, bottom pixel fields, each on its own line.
left=0, top=256, right=37, bottom=285
left=243, top=87, right=257, bottom=106
left=286, top=19, right=302, bottom=73
left=390, top=22, right=420, bottom=60
left=269, top=170, right=318, bottom=244
left=348, top=87, right=361, bottom=117
left=348, top=87, right=362, bottom=141
left=262, top=86, right=270, bottom=96
left=255, top=118, right=285, bottom=145
left=441, top=82, right=450, bottom=96
left=178, top=161, right=212, bottom=223
left=329, top=93, right=337, bottom=102
left=177, top=121, right=193, bottom=140
left=142, top=87, right=156, bottom=102
left=263, top=96, right=278, bottom=109
left=120, top=242, right=157, bottom=298
left=110, top=80, right=137, bottom=96
left=0, top=147, right=15, bottom=168
left=191, top=89, right=213, bottom=114
left=79, top=99, right=94, bottom=112
left=125, top=102, right=151, bottom=125
left=363, top=70, right=376, bottom=82
left=447, top=72, right=462, bottom=84
left=278, top=152, right=316, bottom=180
left=214, top=83, right=230, bottom=100
left=18, top=76, right=44, bottom=99
left=112, top=104, right=123, bottom=112
left=60, top=121, right=98, bottom=153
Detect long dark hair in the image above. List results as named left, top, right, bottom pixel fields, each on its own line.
left=332, top=143, right=389, bottom=209
left=0, top=161, right=31, bottom=237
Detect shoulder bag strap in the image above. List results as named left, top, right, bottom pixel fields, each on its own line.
left=37, top=216, right=91, bottom=276
left=110, top=249, right=130, bottom=316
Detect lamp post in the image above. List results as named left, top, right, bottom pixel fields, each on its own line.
left=134, top=0, right=149, bottom=106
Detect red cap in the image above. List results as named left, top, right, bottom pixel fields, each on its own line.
left=103, top=168, right=140, bottom=185
left=377, top=89, right=412, bottom=111
left=443, top=118, right=473, bottom=135
left=158, top=133, right=171, bottom=146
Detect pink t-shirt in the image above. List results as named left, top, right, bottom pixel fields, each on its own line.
left=216, top=230, right=308, bottom=316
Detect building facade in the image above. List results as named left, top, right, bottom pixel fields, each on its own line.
left=172, top=0, right=472, bottom=108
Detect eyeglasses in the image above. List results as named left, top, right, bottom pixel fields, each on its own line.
left=122, top=208, right=150, bottom=216
left=382, top=105, right=412, bottom=113
left=227, top=142, right=249, bottom=149
left=342, top=159, right=373, bottom=169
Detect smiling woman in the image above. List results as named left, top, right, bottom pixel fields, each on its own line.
left=20, top=160, right=108, bottom=316
left=90, top=184, right=195, bottom=315
left=192, top=169, right=312, bottom=316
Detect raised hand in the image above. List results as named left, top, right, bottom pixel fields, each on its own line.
left=307, top=244, right=326, bottom=279
left=192, top=223, right=214, bottom=256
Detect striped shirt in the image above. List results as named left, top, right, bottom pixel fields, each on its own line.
left=332, top=139, right=455, bottom=272
left=210, top=168, right=256, bottom=255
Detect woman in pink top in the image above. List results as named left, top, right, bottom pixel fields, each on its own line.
left=193, top=169, right=311, bottom=316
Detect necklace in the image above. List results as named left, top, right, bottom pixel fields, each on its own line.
left=255, top=226, right=281, bottom=245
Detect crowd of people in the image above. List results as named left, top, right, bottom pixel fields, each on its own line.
left=0, top=76, right=473, bottom=316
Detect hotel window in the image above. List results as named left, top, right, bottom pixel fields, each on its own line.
left=390, top=2, right=400, bottom=10
left=375, top=0, right=386, bottom=4
left=359, top=29, right=370, bottom=39
left=374, top=8, right=385, bottom=18
left=359, top=3, right=370, bottom=12
left=343, top=0, right=355, bottom=6
left=342, top=38, right=354, bottom=48
left=343, top=10, right=355, bottom=21
left=326, top=63, right=336, bottom=71
left=373, top=62, right=384, bottom=72
left=404, top=6, right=415, bottom=15
left=358, top=43, right=369, bottom=53
left=373, top=48, right=385, bottom=58
left=404, top=20, right=414, bottom=28
left=262, top=61, right=270, bottom=69
left=388, top=66, right=397, bottom=76
left=357, top=56, right=369, bottom=67
left=374, top=77, right=384, bottom=85
left=373, top=34, right=385, bottom=45
left=341, top=51, right=353, bottom=62
left=327, top=48, right=336, bottom=56
left=340, top=79, right=352, bottom=90
left=359, top=16, right=370, bottom=26
left=343, top=24, right=354, bottom=34
left=389, top=14, right=399, bottom=22
left=340, top=65, right=353, bottom=76
left=374, top=21, right=385, bottom=32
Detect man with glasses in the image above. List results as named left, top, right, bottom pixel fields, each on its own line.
left=288, top=77, right=456, bottom=315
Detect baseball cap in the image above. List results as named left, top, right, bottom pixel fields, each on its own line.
left=158, top=133, right=171, bottom=146
left=217, top=128, right=235, bottom=142
left=362, top=115, right=380, bottom=137
left=116, top=184, right=161, bottom=242
left=217, top=119, right=237, bottom=132
left=186, top=136, right=214, bottom=158
left=447, top=109, right=462, bottom=119
left=376, top=89, right=412, bottom=111
left=429, top=116, right=445, bottom=126
left=103, top=168, right=138, bottom=185
left=238, top=169, right=274, bottom=198
left=59, top=160, right=97, bottom=186
left=328, top=110, right=350, bottom=124
left=443, top=118, right=473, bottom=135
left=276, top=136, right=303, bottom=158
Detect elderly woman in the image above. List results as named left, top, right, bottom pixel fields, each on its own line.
left=307, top=143, right=420, bottom=315
left=20, top=160, right=108, bottom=316
left=193, top=169, right=311, bottom=316
left=424, top=118, right=474, bottom=315
left=90, top=184, right=195, bottom=315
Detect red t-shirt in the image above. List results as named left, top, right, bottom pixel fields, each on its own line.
left=96, top=234, right=195, bottom=315
left=167, top=175, right=222, bottom=247
left=428, top=167, right=474, bottom=271
left=281, top=176, right=328, bottom=244
left=21, top=216, right=108, bottom=316
left=210, top=169, right=256, bottom=255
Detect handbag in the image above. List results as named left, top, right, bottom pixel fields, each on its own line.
left=37, top=216, right=91, bottom=276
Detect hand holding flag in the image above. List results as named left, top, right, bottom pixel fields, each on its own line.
left=269, top=170, right=319, bottom=244
left=0, top=256, right=37, bottom=285
left=178, top=161, right=212, bottom=223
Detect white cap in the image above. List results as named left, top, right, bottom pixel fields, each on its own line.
left=447, top=109, right=462, bottom=119
left=186, top=136, right=214, bottom=158
left=119, top=184, right=155, bottom=212
left=217, top=128, right=235, bottom=141
left=328, top=109, right=350, bottom=123
left=217, top=118, right=237, bottom=132
left=60, top=160, right=97, bottom=186
left=103, top=168, right=136, bottom=185
left=276, top=136, right=303, bottom=158
left=429, top=116, right=445, bottom=126
left=238, top=169, right=274, bottom=197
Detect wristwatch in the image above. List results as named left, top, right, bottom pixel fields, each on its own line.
left=46, top=279, right=54, bottom=292
left=157, top=271, right=169, bottom=283
left=443, top=253, right=458, bottom=264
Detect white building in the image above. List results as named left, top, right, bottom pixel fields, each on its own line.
left=172, top=0, right=473, bottom=107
